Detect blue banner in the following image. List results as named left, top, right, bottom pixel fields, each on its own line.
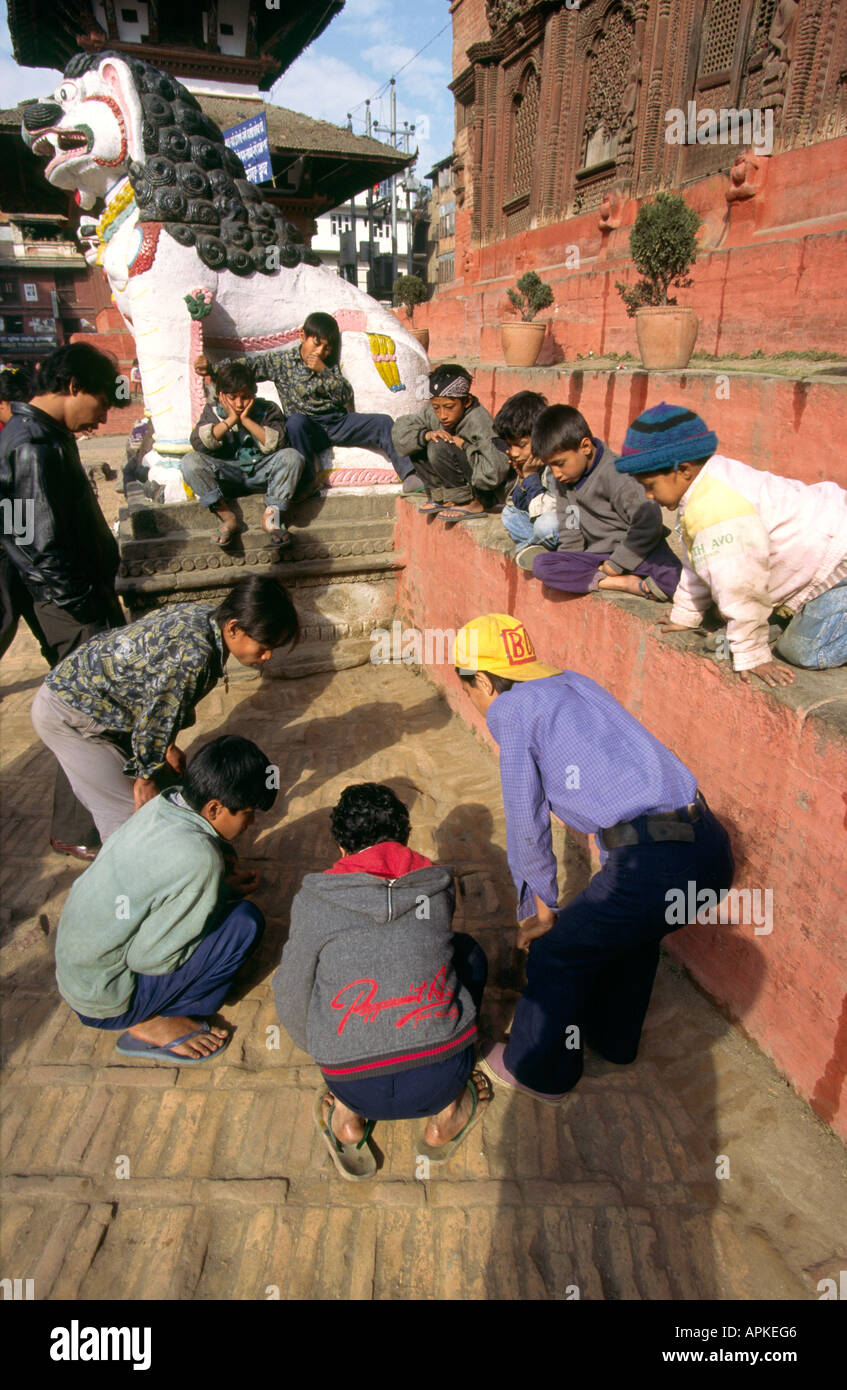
left=221, top=112, right=272, bottom=185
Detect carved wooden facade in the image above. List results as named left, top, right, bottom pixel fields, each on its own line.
left=450, top=0, right=847, bottom=246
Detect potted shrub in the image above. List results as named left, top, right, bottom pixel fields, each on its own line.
left=393, top=274, right=430, bottom=352
left=501, top=271, right=554, bottom=366
left=615, top=191, right=702, bottom=369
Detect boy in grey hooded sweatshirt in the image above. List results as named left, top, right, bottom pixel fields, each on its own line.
left=274, top=784, right=489, bottom=1167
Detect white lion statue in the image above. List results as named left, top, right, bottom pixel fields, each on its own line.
left=22, top=51, right=428, bottom=481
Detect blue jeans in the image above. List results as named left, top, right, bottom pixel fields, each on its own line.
left=285, top=410, right=413, bottom=480
left=504, top=803, right=734, bottom=1095
left=75, top=900, right=264, bottom=1029
left=501, top=505, right=558, bottom=552
left=321, top=932, right=488, bottom=1120
left=180, top=448, right=305, bottom=514
left=775, top=577, right=847, bottom=669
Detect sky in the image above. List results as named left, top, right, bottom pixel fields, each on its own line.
left=0, top=0, right=455, bottom=180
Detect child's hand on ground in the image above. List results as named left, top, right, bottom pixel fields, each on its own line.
left=656, top=617, right=700, bottom=634
left=133, top=776, right=158, bottom=811
left=738, top=660, right=795, bottom=688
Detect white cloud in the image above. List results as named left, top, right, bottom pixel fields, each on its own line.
left=335, top=0, right=394, bottom=39
left=0, top=54, right=61, bottom=108
left=271, top=52, right=376, bottom=126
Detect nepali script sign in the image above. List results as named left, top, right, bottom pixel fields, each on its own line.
left=221, top=112, right=272, bottom=185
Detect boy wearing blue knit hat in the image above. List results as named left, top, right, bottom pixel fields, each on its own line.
left=616, top=403, right=847, bottom=688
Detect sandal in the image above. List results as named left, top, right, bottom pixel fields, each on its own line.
left=438, top=506, right=489, bottom=522
left=313, top=1091, right=378, bottom=1181
left=115, top=1020, right=230, bottom=1066
left=214, top=524, right=240, bottom=549
left=261, top=510, right=290, bottom=546
left=418, top=500, right=443, bottom=514
left=639, top=576, right=666, bottom=601
left=415, top=1069, right=493, bottom=1166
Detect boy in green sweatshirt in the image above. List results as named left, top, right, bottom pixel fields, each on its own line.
left=55, top=736, right=277, bottom=1064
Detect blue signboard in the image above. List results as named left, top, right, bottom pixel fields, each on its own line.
left=221, top=112, right=272, bottom=185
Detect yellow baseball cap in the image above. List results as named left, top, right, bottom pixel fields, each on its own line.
left=455, top=613, right=561, bottom=681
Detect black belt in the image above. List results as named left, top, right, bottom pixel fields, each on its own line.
left=601, top=792, right=703, bottom=849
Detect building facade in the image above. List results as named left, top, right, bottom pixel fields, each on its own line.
left=417, top=0, right=847, bottom=360
left=0, top=213, right=111, bottom=365
left=451, top=0, right=847, bottom=246
left=427, top=155, right=456, bottom=288
left=313, top=183, right=429, bottom=299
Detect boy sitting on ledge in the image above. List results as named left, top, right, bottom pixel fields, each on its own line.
left=527, top=404, right=682, bottom=598
left=495, top=390, right=558, bottom=561
left=182, top=360, right=304, bottom=548
left=197, top=310, right=415, bottom=490
left=391, top=364, right=511, bottom=521
left=55, top=736, right=276, bottom=1065
left=616, top=402, right=847, bottom=687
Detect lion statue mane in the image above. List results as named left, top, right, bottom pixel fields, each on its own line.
left=22, top=51, right=428, bottom=476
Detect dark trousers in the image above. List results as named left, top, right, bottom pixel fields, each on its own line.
left=533, top=537, right=682, bottom=599
left=31, top=591, right=124, bottom=847
left=411, top=439, right=504, bottom=508
left=285, top=410, right=413, bottom=480
left=322, top=932, right=488, bottom=1120
left=504, top=804, right=734, bottom=1095
left=0, top=550, right=51, bottom=663
left=76, top=900, right=264, bottom=1029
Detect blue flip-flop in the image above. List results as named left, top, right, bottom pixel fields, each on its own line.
left=115, top=1022, right=230, bottom=1065
left=418, top=500, right=443, bottom=514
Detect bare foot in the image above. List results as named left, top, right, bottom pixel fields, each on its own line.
left=261, top=506, right=287, bottom=543
left=127, top=1015, right=229, bottom=1058
left=323, top=1093, right=366, bottom=1145
left=212, top=504, right=239, bottom=546
left=597, top=573, right=645, bottom=596
left=423, top=1074, right=490, bottom=1147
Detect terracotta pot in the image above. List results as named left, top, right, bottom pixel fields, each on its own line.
left=634, top=306, right=699, bottom=370
left=501, top=319, right=547, bottom=367
left=407, top=327, right=430, bottom=352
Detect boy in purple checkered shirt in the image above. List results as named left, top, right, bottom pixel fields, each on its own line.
left=454, top=613, right=734, bottom=1103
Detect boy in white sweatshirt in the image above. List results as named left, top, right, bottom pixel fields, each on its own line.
left=615, top=403, right=847, bottom=689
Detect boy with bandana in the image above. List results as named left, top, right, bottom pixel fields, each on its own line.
left=391, top=364, right=512, bottom=520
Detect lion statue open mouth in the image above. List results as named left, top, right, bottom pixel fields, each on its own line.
left=22, top=51, right=428, bottom=475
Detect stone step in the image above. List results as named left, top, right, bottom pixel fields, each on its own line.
left=122, top=484, right=399, bottom=538
left=117, top=516, right=395, bottom=577
left=117, top=550, right=403, bottom=599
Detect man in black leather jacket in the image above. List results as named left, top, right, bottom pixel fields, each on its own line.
left=0, top=343, right=126, bottom=858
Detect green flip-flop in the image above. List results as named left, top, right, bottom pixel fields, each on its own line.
left=313, top=1091, right=377, bottom=1181
left=415, top=1070, right=493, bottom=1166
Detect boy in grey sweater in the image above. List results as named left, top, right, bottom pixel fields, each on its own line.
left=525, top=405, right=682, bottom=600
left=274, top=784, right=490, bottom=1178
